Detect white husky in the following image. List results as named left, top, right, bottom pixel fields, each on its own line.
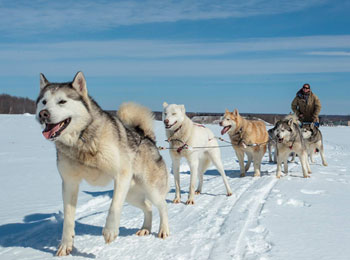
left=162, top=102, right=232, bottom=205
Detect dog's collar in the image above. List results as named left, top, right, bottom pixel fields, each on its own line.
left=173, top=124, right=182, bottom=134
left=289, top=138, right=296, bottom=150
left=78, top=118, right=93, bottom=143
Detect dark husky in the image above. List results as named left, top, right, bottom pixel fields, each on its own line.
left=273, top=115, right=311, bottom=178
left=301, top=123, right=328, bottom=166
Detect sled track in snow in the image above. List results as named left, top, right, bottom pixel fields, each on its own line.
left=208, top=163, right=299, bottom=260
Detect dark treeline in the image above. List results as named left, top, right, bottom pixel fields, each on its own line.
left=1, top=95, right=349, bottom=126
left=0, top=94, right=36, bottom=114
left=152, top=111, right=350, bottom=126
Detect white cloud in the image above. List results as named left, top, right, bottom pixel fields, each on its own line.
left=1, top=35, right=350, bottom=61
left=1, top=35, right=349, bottom=77
left=306, top=51, right=350, bottom=56
left=0, top=0, right=327, bottom=35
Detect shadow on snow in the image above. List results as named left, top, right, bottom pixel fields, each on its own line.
left=0, top=211, right=138, bottom=257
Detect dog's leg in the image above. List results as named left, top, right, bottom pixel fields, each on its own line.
left=307, top=158, right=312, bottom=174
left=273, top=143, right=277, bottom=163
left=146, top=190, right=170, bottom=239
left=276, top=148, right=288, bottom=178
left=299, top=151, right=310, bottom=178
left=319, top=143, right=328, bottom=166
left=103, top=169, right=132, bottom=244
left=196, top=171, right=204, bottom=195
left=196, top=157, right=210, bottom=195
left=171, top=156, right=181, bottom=203
left=186, top=157, right=199, bottom=205
left=235, top=149, right=246, bottom=177
left=245, top=152, right=252, bottom=172
left=283, top=157, right=288, bottom=174
left=309, top=147, right=316, bottom=163
left=290, top=152, right=296, bottom=162
left=126, top=187, right=152, bottom=236
left=57, top=180, right=79, bottom=256
left=253, top=147, right=265, bottom=177
left=208, top=150, right=232, bottom=196
left=268, top=142, right=273, bottom=162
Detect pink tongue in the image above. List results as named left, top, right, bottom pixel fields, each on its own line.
left=221, top=127, right=228, bottom=135
left=42, top=124, right=61, bottom=139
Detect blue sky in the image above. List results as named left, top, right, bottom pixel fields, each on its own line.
left=0, top=0, right=349, bottom=114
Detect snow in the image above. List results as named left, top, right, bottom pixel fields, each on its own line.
left=1, top=114, right=350, bottom=260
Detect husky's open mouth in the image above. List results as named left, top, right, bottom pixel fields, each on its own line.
left=43, top=118, right=71, bottom=140
left=165, top=121, right=177, bottom=129
left=221, top=125, right=231, bottom=135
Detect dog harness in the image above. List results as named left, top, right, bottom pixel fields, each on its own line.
left=167, top=123, right=207, bottom=153
left=229, top=127, right=244, bottom=146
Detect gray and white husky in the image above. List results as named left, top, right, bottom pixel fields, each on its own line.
left=301, top=123, right=328, bottom=166
left=273, top=115, right=311, bottom=178
left=162, top=102, right=232, bottom=205
left=36, top=72, right=170, bottom=256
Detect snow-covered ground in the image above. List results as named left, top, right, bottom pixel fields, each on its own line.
left=1, top=114, right=350, bottom=260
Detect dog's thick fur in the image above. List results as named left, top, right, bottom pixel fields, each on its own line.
left=267, top=127, right=277, bottom=163
left=162, top=102, right=232, bottom=205
left=301, top=123, right=328, bottom=166
left=273, top=114, right=311, bottom=178
left=36, top=72, right=169, bottom=256
left=220, top=109, right=268, bottom=177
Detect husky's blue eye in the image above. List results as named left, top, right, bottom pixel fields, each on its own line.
left=59, top=100, right=67, bottom=105
left=42, top=100, right=46, bottom=105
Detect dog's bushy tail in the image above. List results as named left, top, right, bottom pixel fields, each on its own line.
left=117, top=102, right=156, bottom=142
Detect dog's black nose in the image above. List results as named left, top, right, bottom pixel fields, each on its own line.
left=219, top=121, right=223, bottom=126
left=39, top=109, right=50, bottom=119
left=164, top=119, right=169, bottom=125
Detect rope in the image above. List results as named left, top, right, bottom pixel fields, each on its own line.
left=158, top=136, right=268, bottom=151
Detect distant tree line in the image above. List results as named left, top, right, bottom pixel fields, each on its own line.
left=1, top=96, right=349, bottom=126
left=152, top=111, right=350, bottom=126
left=0, top=94, right=36, bottom=114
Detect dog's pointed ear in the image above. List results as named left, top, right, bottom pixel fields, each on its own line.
left=180, top=104, right=186, bottom=113
left=233, top=109, right=239, bottom=116
left=288, top=118, right=293, bottom=126
left=72, top=71, right=88, bottom=97
left=225, top=108, right=229, bottom=114
left=40, top=73, right=49, bottom=90
left=310, top=122, right=315, bottom=129
left=163, top=102, right=168, bottom=108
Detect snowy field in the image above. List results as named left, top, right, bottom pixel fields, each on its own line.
left=1, top=114, right=350, bottom=260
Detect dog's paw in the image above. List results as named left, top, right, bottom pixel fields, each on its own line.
left=185, top=198, right=195, bottom=205
left=56, top=242, right=73, bottom=257
left=253, top=172, right=261, bottom=177
left=195, top=190, right=201, bottom=195
left=158, top=228, right=170, bottom=239
left=102, top=227, right=119, bottom=244
left=276, top=172, right=282, bottom=179
left=173, top=198, right=181, bottom=204
left=240, top=173, right=246, bottom=178
left=226, top=192, right=233, bottom=197
left=136, top=229, right=150, bottom=236
left=323, top=162, right=328, bottom=166
left=303, top=175, right=310, bottom=178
